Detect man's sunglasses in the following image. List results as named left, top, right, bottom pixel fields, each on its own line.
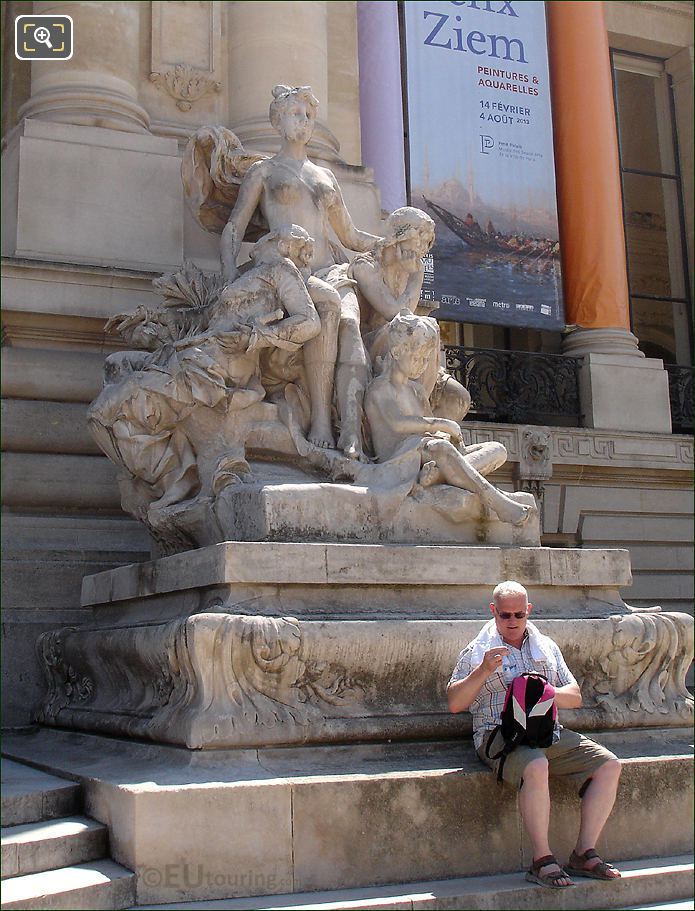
left=496, top=608, right=528, bottom=620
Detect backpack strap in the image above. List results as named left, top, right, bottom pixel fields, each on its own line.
left=485, top=726, right=517, bottom=784
left=485, top=725, right=502, bottom=760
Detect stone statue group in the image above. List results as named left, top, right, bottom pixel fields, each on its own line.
left=89, top=85, right=535, bottom=549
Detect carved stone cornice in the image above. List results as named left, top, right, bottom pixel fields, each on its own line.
left=616, top=1, right=693, bottom=19
left=149, top=64, right=221, bottom=112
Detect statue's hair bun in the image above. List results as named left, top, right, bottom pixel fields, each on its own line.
left=272, top=85, right=293, bottom=99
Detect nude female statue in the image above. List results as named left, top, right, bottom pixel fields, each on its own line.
left=219, top=85, right=381, bottom=452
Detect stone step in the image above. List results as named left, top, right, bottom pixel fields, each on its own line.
left=0, top=860, right=136, bottom=911
left=2, top=729, right=692, bottom=905
left=1, top=816, right=107, bottom=879
left=624, top=903, right=694, bottom=910
left=1, top=759, right=80, bottom=826
left=130, top=855, right=693, bottom=910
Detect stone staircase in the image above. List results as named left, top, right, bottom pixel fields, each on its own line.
left=1, top=759, right=136, bottom=910
left=2, top=728, right=693, bottom=910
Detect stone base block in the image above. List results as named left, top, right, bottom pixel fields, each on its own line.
left=79, top=542, right=634, bottom=619
left=578, top=353, right=672, bottom=433
left=32, top=543, right=690, bottom=749
left=213, top=483, right=540, bottom=546
left=2, top=729, right=692, bottom=904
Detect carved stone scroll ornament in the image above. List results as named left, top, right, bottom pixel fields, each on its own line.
left=35, top=630, right=94, bottom=722
left=565, top=612, right=694, bottom=727
left=35, top=614, right=364, bottom=748
left=596, top=612, right=694, bottom=722
left=150, top=64, right=221, bottom=111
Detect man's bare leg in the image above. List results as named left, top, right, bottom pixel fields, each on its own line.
left=419, top=441, right=508, bottom=487
left=336, top=362, right=370, bottom=460
left=519, top=757, right=573, bottom=886
left=574, top=760, right=621, bottom=875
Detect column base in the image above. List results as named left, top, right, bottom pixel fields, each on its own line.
left=563, top=328, right=672, bottom=433
left=19, top=86, right=150, bottom=135
left=562, top=326, right=644, bottom=358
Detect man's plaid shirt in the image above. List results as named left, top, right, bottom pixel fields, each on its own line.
left=448, top=629, right=577, bottom=751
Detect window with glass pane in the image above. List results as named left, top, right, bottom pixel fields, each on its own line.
left=611, top=52, right=692, bottom=368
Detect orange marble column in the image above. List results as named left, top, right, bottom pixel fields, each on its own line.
left=547, top=1, right=630, bottom=331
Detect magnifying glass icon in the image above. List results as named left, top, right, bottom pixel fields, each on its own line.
left=33, top=26, right=53, bottom=49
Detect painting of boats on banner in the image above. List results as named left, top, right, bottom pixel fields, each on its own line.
left=424, top=197, right=559, bottom=270
left=416, top=188, right=564, bottom=328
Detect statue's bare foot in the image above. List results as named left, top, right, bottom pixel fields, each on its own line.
left=418, top=460, right=442, bottom=488
left=308, top=419, right=335, bottom=450
left=495, top=500, right=533, bottom=527
left=338, top=432, right=367, bottom=463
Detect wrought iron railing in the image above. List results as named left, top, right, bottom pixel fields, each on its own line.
left=665, top=365, right=694, bottom=434
left=443, top=346, right=582, bottom=426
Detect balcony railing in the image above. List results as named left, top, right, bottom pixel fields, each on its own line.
left=665, top=365, right=694, bottom=434
left=443, top=346, right=582, bottom=427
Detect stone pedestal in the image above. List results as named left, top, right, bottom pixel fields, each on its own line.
left=24, top=540, right=694, bottom=902
left=34, top=542, right=692, bottom=750
left=563, top=328, right=672, bottom=433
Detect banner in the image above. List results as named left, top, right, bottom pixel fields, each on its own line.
left=403, top=0, right=564, bottom=329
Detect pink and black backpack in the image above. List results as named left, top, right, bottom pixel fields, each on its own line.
left=485, top=673, right=557, bottom=783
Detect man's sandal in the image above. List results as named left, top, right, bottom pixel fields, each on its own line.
left=567, top=848, right=621, bottom=880
left=525, top=855, right=574, bottom=888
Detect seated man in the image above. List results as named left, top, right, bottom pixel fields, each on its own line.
left=447, top=581, right=622, bottom=888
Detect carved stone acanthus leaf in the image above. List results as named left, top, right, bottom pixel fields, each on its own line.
left=150, top=65, right=221, bottom=111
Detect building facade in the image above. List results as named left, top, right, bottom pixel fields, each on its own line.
left=1, top=0, right=693, bottom=725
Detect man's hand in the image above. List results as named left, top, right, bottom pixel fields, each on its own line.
left=447, top=646, right=509, bottom=713
left=479, top=647, right=509, bottom=677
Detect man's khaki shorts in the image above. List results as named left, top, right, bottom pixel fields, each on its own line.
left=476, top=727, right=618, bottom=792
